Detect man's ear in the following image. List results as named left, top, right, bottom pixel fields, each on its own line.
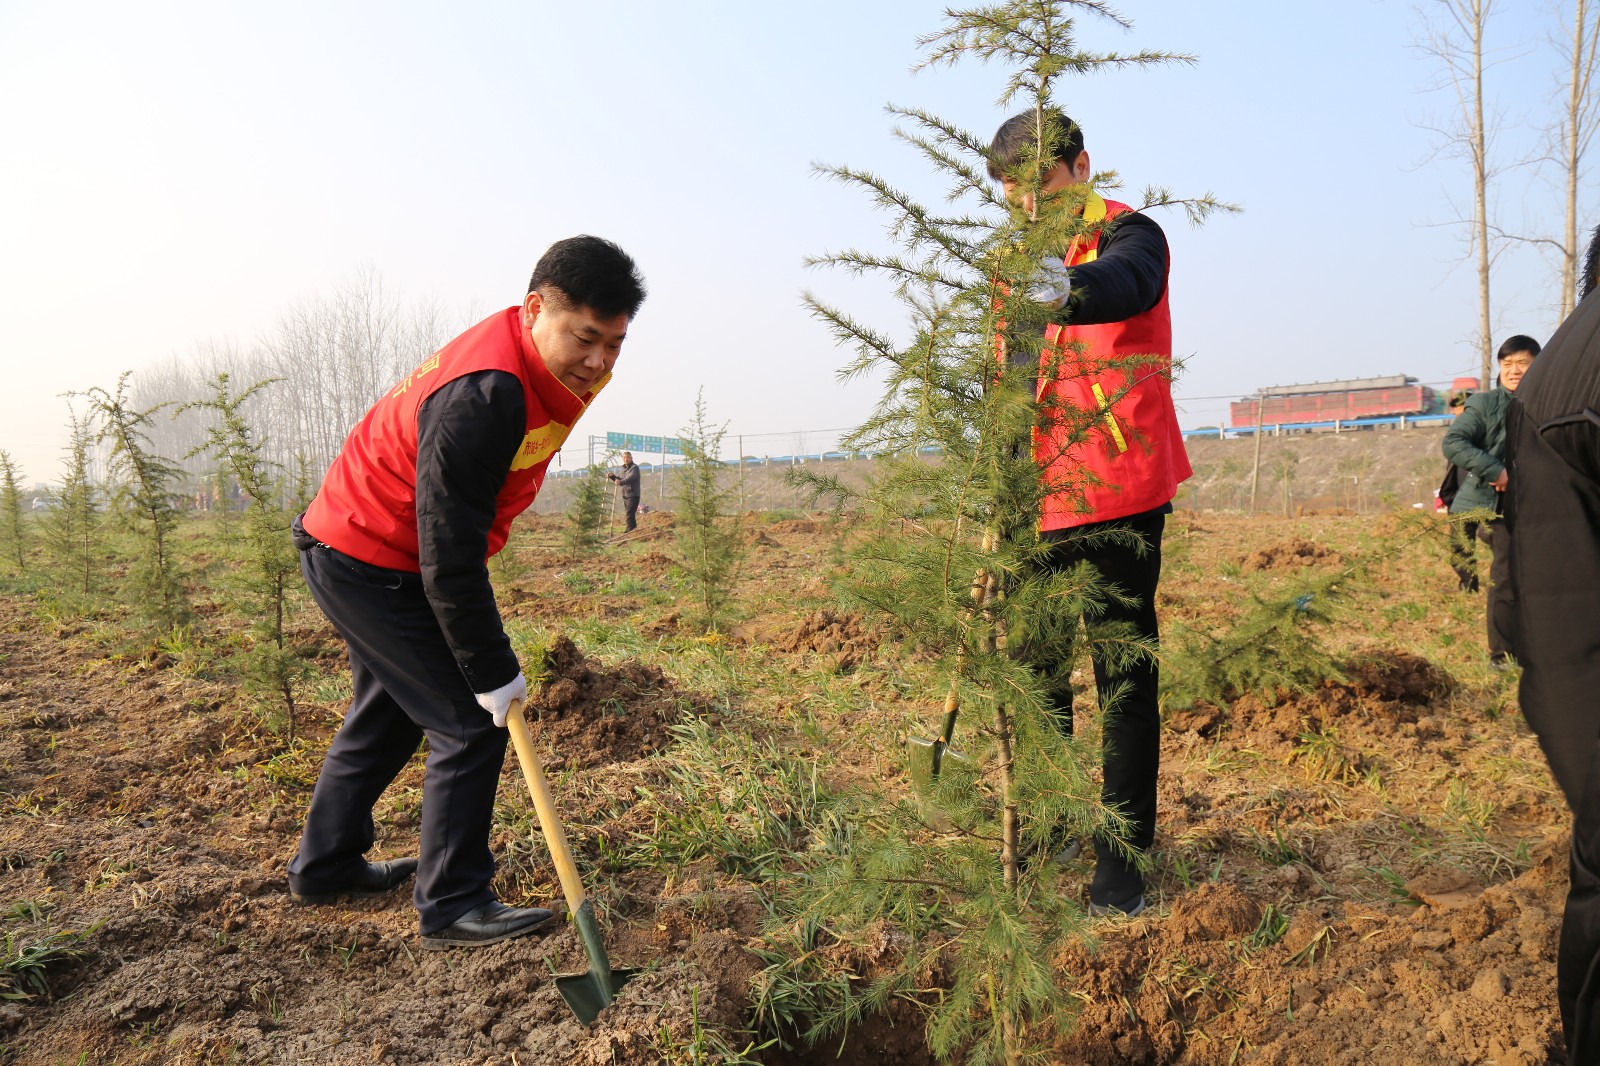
left=522, top=290, right=544, bottom=328
left=1074, top=150, right=1092, bottom=183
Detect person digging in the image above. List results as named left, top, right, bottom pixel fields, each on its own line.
left=285, top=236, right=646, bottom=948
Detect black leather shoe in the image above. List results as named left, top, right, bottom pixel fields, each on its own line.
left=289, top=858, right=418, bottom=905
left=420, top=901, right=557, bottom=949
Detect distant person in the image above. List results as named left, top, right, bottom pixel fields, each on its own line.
left=286, top=236, right=645, bottom=948
left=1505, top=225, right=1600, bottom=1062
left=1442, top=334, right=1540, bottom=666
left=989, top=108, right=1191, bottom=918
left=607, top=451, right=641, bottom=532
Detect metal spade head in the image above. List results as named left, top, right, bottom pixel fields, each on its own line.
left=907, top=736, right=973, bottom=799
left=556, top=899, right=637, bottom=1026
left=557, top=967, right=639, bottom=1027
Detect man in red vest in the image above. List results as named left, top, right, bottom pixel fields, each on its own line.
left=989, top=110, right=1191, bottom=917
left=287, top=235, right=646, bottom=948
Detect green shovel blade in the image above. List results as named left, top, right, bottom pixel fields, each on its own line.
left=557, top=899, right=636, bottom=1025
left=907, top=737, right=972, bottom=798
left=557, top=967, right=638, bottom=1027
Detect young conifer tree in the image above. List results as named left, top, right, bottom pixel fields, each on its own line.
left=767, top=4, right=1228, bottom=1062
left=0, top=451, right=24, bottom=573
left=44, top=408, right=101, bottom=601
left=673, top=390, right=743, bottom=634
left=81, top=373, right=190, bottom=628
left=564, top=461, right=612, bottom=556
left=181, top=374, right=310, bottom=743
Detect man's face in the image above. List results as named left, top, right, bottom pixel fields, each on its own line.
left=522, top=290, right=630, bottom=396
left=1000, top=151, right=1091, bottom=217
left=1500, top=351, right=1536, bottom=392
left=622, top=452, right=633, bottom=465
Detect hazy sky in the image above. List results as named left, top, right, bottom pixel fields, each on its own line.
left=0, top=0, right=1576, bottom=485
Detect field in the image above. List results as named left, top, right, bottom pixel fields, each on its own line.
left=0, top=506, right=1568, bottom=1065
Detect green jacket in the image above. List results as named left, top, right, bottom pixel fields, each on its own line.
left=1442, top=387, right=1509, bottom=514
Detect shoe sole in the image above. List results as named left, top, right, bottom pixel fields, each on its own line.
left=290, top=885, right=407, bottom=905
left=1088, top=895, right=1147, bottom=918
left=419, top=913, right=558, bottom=950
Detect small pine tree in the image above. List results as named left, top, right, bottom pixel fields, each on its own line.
left=44, top=407, right=101, bottom=600
left=180, top=373, right=310, bottom=744
left=1163, top=567, right=1349, bottom=710
left=765, top=3, right=1231, bottom=1062
left=563, top=462, right=611, bottom=555
left=0, top=451, right=24, bottom=573
left=81, top=372, right=188, bottom=628
left=672, top=391, right=743, bottom=634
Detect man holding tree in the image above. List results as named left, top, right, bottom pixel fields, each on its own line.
left=286, top=235, right=646, bottom=948
left=990, top=109, right=1190, bottom=917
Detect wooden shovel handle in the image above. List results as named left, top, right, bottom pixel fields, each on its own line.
left=505, top=698, right=588, bottom=914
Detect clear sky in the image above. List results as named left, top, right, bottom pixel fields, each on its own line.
left=0, top=0, right=1574, bottom=486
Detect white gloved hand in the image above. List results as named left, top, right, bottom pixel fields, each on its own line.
left=474, top=672, right=528, bottom=728
left=1025, top=257, right=1074, bottom=309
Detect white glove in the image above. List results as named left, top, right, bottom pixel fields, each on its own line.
left=474, top=672, right=527, bottom=728
left=1025, top=257, right=1074, bottom=309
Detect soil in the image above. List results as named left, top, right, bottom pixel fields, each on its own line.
left=0, top=512, right=1573, bottom=1064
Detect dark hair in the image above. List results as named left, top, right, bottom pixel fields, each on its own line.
left=1497, top=334, right=1541, bottom=360
left=986, top=109, right=1084, bottom=182
left=527, top=235, right=646, bottom=318
left=1583, top=223, right=1600, bottom=300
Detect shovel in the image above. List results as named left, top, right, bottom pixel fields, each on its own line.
left=506, top=699, right=637, bottom=1025
left=908, top=677, right=973, bottom=797
left=908, top=552, right=997, bottom=800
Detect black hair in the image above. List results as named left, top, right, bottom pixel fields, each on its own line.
left=527, top=235, right=646, bottom=318
left=1497, top=334, right=1541, bottom=360
left=1583, top=223, right=1600, bottom=300
left=986, top=109, right=1084, bottom=182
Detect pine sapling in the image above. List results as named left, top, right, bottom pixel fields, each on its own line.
left=43, top=408, right=101, bottom=602
left=563, top=461, right=611, bottom=555
left=80, top=373, right=189, bottom=628
left=673, top=391, right=743, bottom=634
left=766, top=3, right=1231, bottom=1062
left=0, top=451, right=24, bottom=574
left=180, top=373, right=310, bottom=744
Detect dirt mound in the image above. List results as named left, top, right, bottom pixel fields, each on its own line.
left=1241, top=538, right=1343, bottom=572
left=1341, top=648, right=1455, bottom=704
left=766, top=518, right=822, bottom=536
left=528, top=635, right=681, bottom=769
left=1052, top=854, right=1563, bottom=1065
left=771, top=609, right=871, bottom=655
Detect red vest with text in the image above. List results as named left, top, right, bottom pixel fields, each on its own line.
left=303, top=306, right=605, bottom=571
left=1035, top=194, right=1191, bottom=531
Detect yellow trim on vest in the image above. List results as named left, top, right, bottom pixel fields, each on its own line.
left=1068, top=192, right=1109, bottom=265
left=1091, top=382, right=1128, bottom=454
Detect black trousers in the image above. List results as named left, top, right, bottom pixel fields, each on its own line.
left=1449, top=517, right=1514, bottom=658
left=287, top=543, right=507, bottom=933
left=1033, top=512, right=1164, bottom=906
left=623, top=493, right=640, bottom=533
left=1485, top=519, right=1515, bottom=660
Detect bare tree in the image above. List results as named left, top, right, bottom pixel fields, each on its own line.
left=1557, top=0, right=1600, bottom=315
left=1416, top=0, right=1503, bottom=389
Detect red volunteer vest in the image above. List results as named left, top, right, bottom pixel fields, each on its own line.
left=1035, top=194, right=1191, bottom=531
left=303, top=306, right=605, bottom=571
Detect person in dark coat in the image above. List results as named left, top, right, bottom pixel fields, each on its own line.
left=607, top=451, right=641, bottom=532
left=1506, top=228, right=1600, bottom=1060
left=1442, top=334, right=1540, bottom=666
